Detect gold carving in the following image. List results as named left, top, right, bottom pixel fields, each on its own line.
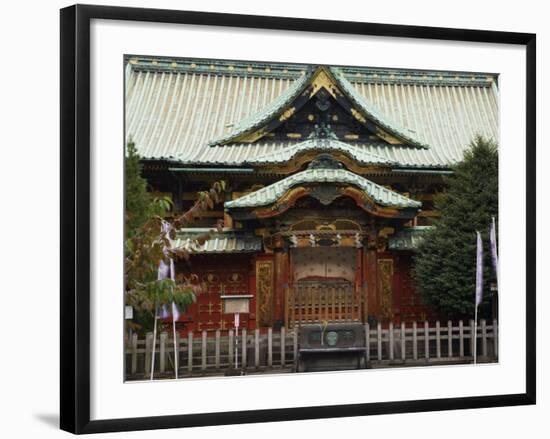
left=374, top=126, right=402, bottom=145
left=309, top=68, right=341, bottom=99
left=279, top=107, right=296, bottom=122
left=350, top=108, right=367, bottom=124
left=235, top=128, right=269, bottom=143
left=256, top=260, right=274, bottom=327
left=377, top=259, right=394, bottom=321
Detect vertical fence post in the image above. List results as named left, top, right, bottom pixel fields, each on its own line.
left=131, top=333, right=138, bottom=375
left=389, top=322, right=394, bottom=360
left=145, top=332, right=153, bottom=375
left=481, top=319, right=487, bottom=358
left=412, top=321, right=418, bottom=360
left=401, top=322, right=406, bottom=361
left=228, top=329, right=234, bottom=368
left=377, top=322, right=382, bottom=361
left=254, top=329, right=260, bottom=369
left=447, top=321, right=453, bottom=358
left=493, top=319, right=498, bottom=360
left=365, top=323, right=370, bottom=363
left=293, top=330, right=298, bottom=366
left=215, top=330, right=221, bottom=369
left=331, top=287, right=336, bottom=322
left=281, top=327, right=286, bottom=368
left=435, top=321, right=441, bottom=359
left=160, top=332, right=167, bottom=373
left=268, top=328, right=273, bottom=367
left=424, top=321, right=430, bottom=361
left=459, top=320, right=464, bottom=357
left=201, top=331, right=207, bottom=371
left=175, top=332, right=180, bottom=375
left=285, top=287, right=290, bottom=329
left=187, top=331, right=193, bottom=373
left=469, top=319, right=475, bottom=359
left=241, top=328, right=247, bottom=369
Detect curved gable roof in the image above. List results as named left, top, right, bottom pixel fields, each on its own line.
left=224, top=168, right=421, bottom=210
left=208, top=66, right=429, bottom=149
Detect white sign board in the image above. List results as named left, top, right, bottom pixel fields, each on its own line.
left=223, top=299, right=250, bottom=314
left=221, top=295, right=253, bottom=314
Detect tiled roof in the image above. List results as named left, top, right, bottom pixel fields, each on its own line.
left=244, top=136, right=396, bottom=166
left=329, top=67, right=428, bottom=149
left=224, top=168, right=421, bottom=209
left=206, top=67, right=315, bottom=146
left=171, top=231, right=262, bottom=254
left=126, top=58, right=498, bottom=168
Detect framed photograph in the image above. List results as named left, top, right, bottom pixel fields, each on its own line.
left=60, top=4, right=536, bottom=434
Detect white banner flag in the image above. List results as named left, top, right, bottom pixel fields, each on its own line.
left=475, top=231, right=484, bottom=307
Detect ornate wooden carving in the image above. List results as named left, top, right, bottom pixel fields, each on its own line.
left=250, top=184, right=415, bottom=220
left=377, top=259, right=394, bottom=321
left=310, top=185, right=342, bottom=205
left=256, top=260, right=274, bottom=327
left=252, top=186, right=313, bottom=218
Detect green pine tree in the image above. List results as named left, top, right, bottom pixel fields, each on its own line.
left=414, top=135, right=498, bottom=317
left=125, top=140, right=154, bottom=240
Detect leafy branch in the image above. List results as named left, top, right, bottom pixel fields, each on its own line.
left=124, top=140, right=227, bottom=331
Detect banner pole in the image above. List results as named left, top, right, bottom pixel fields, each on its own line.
left=150, top=305, right=158, bottom=380
left=473, top=304, right=478, bottom=365
left=172, top=304, right=178, bottom=379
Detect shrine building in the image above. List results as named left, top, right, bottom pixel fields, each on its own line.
left=125, top=56, right=498, bottom=334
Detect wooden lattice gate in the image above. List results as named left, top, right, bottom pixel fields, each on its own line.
left=285, top=282, right=363, bottom=328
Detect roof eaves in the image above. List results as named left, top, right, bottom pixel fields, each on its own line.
left=225, top=168, right=421, bottom=210
left=329, top=67, right=431, bottom=150
left=171, top=232, right=262, bottom=254
left=244, top=138, right=397, bottom=167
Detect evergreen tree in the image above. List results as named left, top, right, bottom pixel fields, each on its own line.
left=414, top=136, right=498, bottom=316
left=125, top=140, right=154, bottom=240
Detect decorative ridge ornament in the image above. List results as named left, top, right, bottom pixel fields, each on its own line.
left=307, top=153, right=344, bottom=170
left=308, top=122, right=339, bottom=140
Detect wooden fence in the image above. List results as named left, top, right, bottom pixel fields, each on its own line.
left=125, top=319, right=498, bottom=380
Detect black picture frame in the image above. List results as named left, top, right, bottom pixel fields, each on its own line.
left=60, top=4, right=536, bottom=434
